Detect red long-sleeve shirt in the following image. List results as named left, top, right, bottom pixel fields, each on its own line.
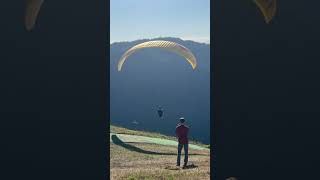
left=175, top=123, right=189, bottom=144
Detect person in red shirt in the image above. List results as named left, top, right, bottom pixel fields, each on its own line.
left=175, top=117, right=189, bottom=167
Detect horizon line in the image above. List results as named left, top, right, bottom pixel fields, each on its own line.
left=110, top=36, right=210, bottom=45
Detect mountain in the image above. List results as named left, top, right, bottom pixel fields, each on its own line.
left=110, top=37, right=210, bottom=144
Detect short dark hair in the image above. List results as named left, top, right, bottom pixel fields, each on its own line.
left=180, top=118, right=185, bottom=123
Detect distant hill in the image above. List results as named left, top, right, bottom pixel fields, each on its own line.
left=110, top=37, right=210, bottom=144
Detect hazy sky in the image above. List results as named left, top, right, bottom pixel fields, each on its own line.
left=110, top=0, right=210, bottom=43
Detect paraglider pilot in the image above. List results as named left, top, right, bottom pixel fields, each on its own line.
left=176, top=117, right=189, bottom=167
left=157, top=106, right=164, bottom=118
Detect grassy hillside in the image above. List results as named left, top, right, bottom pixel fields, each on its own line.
left=110, top=125, right=210, bottom=180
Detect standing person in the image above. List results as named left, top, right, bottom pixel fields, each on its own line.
left=176, top=117, right=189, bottom=168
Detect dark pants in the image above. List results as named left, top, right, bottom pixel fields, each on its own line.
left=177, top=143, right=188, bottom=166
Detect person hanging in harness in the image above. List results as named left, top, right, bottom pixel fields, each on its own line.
left=175, top=117, right=189, bottom=168
left=157, top=106, right=164, bottom=118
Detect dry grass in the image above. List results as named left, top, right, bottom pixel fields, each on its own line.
left=111, top=141, right=210, bottom=180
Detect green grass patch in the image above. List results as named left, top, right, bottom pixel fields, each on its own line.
left=110, top=125, right=208, bottom=148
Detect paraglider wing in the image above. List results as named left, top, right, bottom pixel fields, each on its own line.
left=117, top=40, right=197, bottom=71
left=25, top=0, right=44, bottom=31
left=254, top=0, right=277, bottom=23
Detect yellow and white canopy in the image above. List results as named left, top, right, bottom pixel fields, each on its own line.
left=254, top=0, right=277, bottom=23
left=25, top=0, right=44, bottom=31
left=117, top=40, right=197, bottom=71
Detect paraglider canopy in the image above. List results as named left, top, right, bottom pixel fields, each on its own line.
left=254, top=0, right=277, bottom=23
left=117, top=40, right=197, bottom=71
left=25, top=0, right=44, bottom=31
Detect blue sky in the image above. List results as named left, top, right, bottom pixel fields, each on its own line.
left=111, top=0, right=210, bottom=43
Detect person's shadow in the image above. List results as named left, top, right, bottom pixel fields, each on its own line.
left=165, top=164, right=199, bottom=170
left=182, top=164, right=198, bottom=169
left=111, top=134, right=206, bottom=156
